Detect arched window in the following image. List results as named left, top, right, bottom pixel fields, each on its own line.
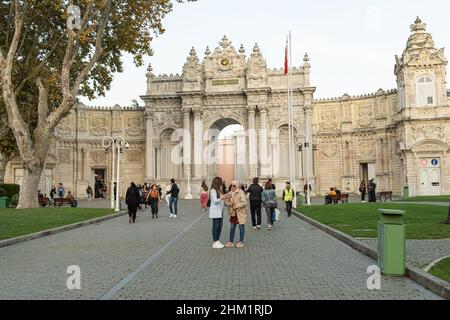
left=417, top=76, right=436, bottom=107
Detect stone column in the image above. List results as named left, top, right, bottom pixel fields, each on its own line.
left=183, top=109, right=192, bottom=199
left=259, top=106, right=269, bottom=177
left=193, top=109, right=203, bottom=179
left=145, top=110, right=154, bottom=180
left=247, top=106, right=257, bottom=178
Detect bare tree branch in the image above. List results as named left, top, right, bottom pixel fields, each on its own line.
left=36, top=77, right=48, bottom=129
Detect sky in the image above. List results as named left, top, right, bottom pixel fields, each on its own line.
left=80, top=0, right=450, bottom=107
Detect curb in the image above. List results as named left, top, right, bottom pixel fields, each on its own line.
left=0, top=210, right=128, bottom=249
left=293, top=209, right=450, bottom=300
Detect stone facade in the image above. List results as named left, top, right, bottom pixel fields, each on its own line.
left=5, top=18, right=450, bottom=198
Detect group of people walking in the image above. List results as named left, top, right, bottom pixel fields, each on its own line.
left=125, top=179, right=179, bottom=223
left=207, top=177, right=295, bottom=249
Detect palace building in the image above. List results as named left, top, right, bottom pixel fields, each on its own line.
left=4, top=18, right=450, bottom=198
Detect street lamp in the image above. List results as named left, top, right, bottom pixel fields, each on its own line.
left=103, top=135, right=129, bottom=212
left=102, top=136, right=115, bottom=209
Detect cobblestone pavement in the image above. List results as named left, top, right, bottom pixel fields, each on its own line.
left=0, top=201, right=442, bottom=300
left=358, top=238, right=450, bottom=269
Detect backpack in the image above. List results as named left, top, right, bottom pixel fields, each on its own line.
left=150, top=189, right=159, bottom=199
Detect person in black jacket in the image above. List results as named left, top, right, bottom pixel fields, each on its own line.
left=166, top=178, right=180, bottom=218
left=125, top=182, right=140, bottom=223
left=247, top=177, right=263, bottom=230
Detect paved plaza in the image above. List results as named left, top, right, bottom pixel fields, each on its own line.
left=0, top=200, right=442, bottom=300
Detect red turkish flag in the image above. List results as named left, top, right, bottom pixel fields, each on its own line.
left=284, top=44, right=288, bottom=75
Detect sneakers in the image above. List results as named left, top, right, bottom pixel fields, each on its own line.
left=169, top=214, right=174, bottom=218
left=225, top=242, right=234, bottom=248
left=252, top=226, right=257, bottom=230
left=268, top=224, right=272, bottom=231
left=236, top=242, right=244, bottom=248
left=173, top=215, right=177, bottom=218
left=129, top=217, right=132, bottom=224
left=152, top=215, right=155, bottom=219
left=256, top=225, right=261, bottom=230
left=212, top=241, right=224, bottom=249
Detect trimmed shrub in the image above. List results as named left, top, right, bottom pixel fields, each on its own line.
left=0, top=184, right=20, bottom=199
left=0, top=187, right=8, bottom=197
left=10, top=194, right=19, bottom=208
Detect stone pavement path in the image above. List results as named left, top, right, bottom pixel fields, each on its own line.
left=0, top=201, right=442, bottom=300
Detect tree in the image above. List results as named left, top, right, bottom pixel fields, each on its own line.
left=0, top=0, right=193, bottom=208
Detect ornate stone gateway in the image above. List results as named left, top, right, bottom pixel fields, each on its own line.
left=141, top=36, right=315, bottom=197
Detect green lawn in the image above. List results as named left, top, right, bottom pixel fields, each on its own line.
left=297, top=203, right=450, bottom=239
left=429, top=258, right=450, bottom=284
left=402, top=195, right=450, bottom=202
left=0, top=208, right=114, bottom=241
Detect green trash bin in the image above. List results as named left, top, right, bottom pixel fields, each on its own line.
left=377, top=209, right=406, bottom=276
left=403, top=186, right=409, bottom=200
left=0, top=197, right=10, bottom=208
left=296, top=192, right=302, bottom=207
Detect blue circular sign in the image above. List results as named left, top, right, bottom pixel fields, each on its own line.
left=431, top=159, right=439, bottom=166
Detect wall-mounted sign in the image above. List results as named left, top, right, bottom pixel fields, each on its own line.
left=431, top=159, right=439, bottom=166
left=212, top=79, right=239, bottom=86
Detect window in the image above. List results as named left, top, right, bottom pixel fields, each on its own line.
left=417, top=76, right=436, bottom=107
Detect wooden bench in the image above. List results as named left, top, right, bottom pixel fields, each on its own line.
left=376, top=191, right=393, bottom=202
left=53, top=198, right=75, bottom=207
left=331, top=194, right=349, bottom=204
left=38, top=197, right=50, bottom=207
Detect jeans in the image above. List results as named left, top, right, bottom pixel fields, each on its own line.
left=212, top=218, right=223, bottom=242
left=264, top=204, right=275, bottom=225
left=149, top=199, right=158, bottom=215
left=169, top=196, right=178, bottom=215
left=285, top=201, right=292, bottom=217
left=361, top=191, right=366, bottom=201
left=229, top=223, right=245, bottom=243
left=249, top=200, right=262, bottom=227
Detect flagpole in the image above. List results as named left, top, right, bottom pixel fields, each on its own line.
left=288, top=31, right=297, bottom=208
left=286, top=33, right=293, bottom=198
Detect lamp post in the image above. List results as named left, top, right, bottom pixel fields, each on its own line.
left=102, top=136, right=115, bottom=209
left=103, top=136, right=129, bottom=212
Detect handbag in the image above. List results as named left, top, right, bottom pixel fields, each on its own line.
left=274, top=208, right=280, bottom=222
left=230, top=213, right=239, bottom=224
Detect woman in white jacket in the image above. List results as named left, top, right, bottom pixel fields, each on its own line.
left=209, top=176, right=225, bottom=249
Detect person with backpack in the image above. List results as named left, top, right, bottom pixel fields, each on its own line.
left=146, top=184, right=161, bottom=219
left=166, top=178, right=180, bottom=218
left=247, top=177, right=263, bottom=230
left=282, top=181, right=294, bottom=217
left=262, top=181, right=277, bottom=230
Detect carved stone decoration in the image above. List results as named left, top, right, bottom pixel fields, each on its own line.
left=89, top=116, right=108, bottom=137
left=319, top=109, right=338, bottom=131
left=321, top=144, right=338, bottom=158
left=58, top=149, right=71, bottom=164
left=182, top=47, right=203, bottom=86
left=127, top=152, right=144, bottom=163
left=246, top=43, right=267, bottom=81
left=410, top=124, right=446, bottom=142
left=55, top=115, right=73, bottom=137
left=90, top=150, right=107, bottom=164
left=126, top=117, right=143, bottom=137
left=358, top=106, right=375, bottom=128
left=359, top=142, right=375, bottom=157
